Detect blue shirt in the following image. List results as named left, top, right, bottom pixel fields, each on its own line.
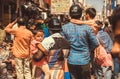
left=97, top=30, right=113, bottom=53
left=62, top=23, right=98, bottom=65
left=43, top=27, right=50, bottom=37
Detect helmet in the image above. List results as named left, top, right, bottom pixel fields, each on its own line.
left=69, top=4, right=82, bottom=19
left=48, top=17, right=61, bottom=31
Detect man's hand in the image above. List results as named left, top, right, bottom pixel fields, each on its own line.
left=36, top=20, right=44, bottom=24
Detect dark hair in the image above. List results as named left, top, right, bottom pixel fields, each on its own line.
left=111, top=7, right=120, bottom=32
left=86, top=8, right=96, bottom=19
left=17, top=17, right=26, bottom=26
left=108, top=16, right=112, bottom=25
left=32, top=30, right=43, bottom=36
left=69, top=4, right=82, bottom=19
left=104, top=21, right=109, bottom=27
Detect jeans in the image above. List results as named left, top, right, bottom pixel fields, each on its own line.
left=15, top=58, right=31, bottom=79
left=68, top=63, right=91, bottom=79
left=95, top=65, right=112, bottom=79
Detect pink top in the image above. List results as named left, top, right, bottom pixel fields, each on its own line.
left=101, top=53, right=113, bottom=66
left=30, top=39, right=47, bottom=67
left=30, top=39, right=40, bottom=54
left=94, top=45, right=113, bottom=66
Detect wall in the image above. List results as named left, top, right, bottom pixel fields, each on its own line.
left=86, top=0, right=104, bottom=12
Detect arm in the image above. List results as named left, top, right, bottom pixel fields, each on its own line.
left=70, top=19, right=94, bottom=25
left=4, top=20, right=17, bottom=34
left=70, top=19, right=98, bottom=28
left=37, top=37, right=55, bottom=55
left=87, top=27, right=99, bottom=51
left=37, top=43, right=48, bottom=55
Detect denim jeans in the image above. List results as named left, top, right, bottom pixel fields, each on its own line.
left=95, top=65, right=112, bottom=79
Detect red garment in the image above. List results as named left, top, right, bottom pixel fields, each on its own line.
left=33, top=57, right=47, bottom=67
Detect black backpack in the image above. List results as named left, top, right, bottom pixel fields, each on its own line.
left=50, top=37, right=70, bottom=61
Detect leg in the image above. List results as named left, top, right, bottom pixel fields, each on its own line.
left=40, top=64, right=50, bottom=79
left=80, top=64, right=91, bottom=79
left=68, top=63, right=79, bottom=79
left=102, top=66, right=112, bottom=79
left=113, top=58, right=120, bottom=78
left=14, top=58, right=24, bottom=79
left=24, top=58, right=32, bottom=79
left=35, top=67, right=42, bottom=79
left=94, top=64, right=103, bottom=79
left=32, top=65, right=36, bottom=79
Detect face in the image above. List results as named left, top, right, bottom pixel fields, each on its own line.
left=85, top=13, right=89, bottom=20
left=112, top=20, right=120, bottom=55
left=34, top=31, right=44, bottom=42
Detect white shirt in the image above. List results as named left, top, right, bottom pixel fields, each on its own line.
left=41, top=33, right=62, bottom=51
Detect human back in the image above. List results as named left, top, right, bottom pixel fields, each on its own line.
left=62, top=22, right=98, bottom=65
left=12, top=27, right=32, bottom=58
left=5, top=17, right=33, bottom=58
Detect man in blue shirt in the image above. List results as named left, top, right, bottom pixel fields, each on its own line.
left=62, top=4, right=99, bottom=79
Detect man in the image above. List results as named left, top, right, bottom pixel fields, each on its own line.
left=70, top=7, right=98, bottom=34
left=37, top=17, right=70, bottom=79
left=62, top=4, right=99, bottom=79
left=111, top=7, right=120, bottom=79
left=5, top=17, right=32, bottom=79
left=70, top=7, right=98, bottom=76
left=94, top=22, right=113, bottom=79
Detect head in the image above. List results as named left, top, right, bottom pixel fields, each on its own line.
left=17, top=17, right=26, bottom=27
left=48, top=17, right=61, bottom=34
left=69, top=4, right=83, bottom=19
left=32, top=30, right=44, bottom=42
left=104, top=21, right=109, bottom=28
left=111, top=7, right=120, bottom=57
left=95, top=20, right=103, bottom=31
left=85, top=8, right=96, bottom=20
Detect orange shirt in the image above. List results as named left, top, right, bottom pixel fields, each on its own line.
left=5, top=23, right=33, bottom=58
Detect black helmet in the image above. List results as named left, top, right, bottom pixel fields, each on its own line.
left=17, top=17, right=26, bottom=26
left=69, top=4, right=82, bottom=19
left=48, top=17, right=61, bottom=31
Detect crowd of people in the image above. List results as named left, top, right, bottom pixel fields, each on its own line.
left=0, top=3, right=120, bottom=79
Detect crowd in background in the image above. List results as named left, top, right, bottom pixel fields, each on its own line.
left=0, top=3, right=120, bottom=79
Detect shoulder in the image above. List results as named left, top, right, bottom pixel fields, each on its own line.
left=41, top=36, right=55, bottom=51
left=62, top=22, right=73, bottom=28
left=42, top=36, right=54, bottom=43
left=26, top=29, right=33, bottom=36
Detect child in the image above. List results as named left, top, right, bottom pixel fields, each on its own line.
left=30, top=29, right=50, bottom=79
